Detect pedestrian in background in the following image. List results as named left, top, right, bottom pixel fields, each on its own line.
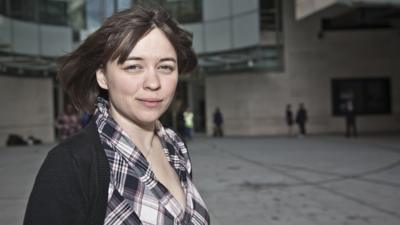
left=56, top=103, right=81, bottom=141
left=176, top=105, right=186, bottom=139
left=79, top=111, right=92, bottom=128
left=345, top=99, right=357, bottom=138
left=285, top=104, right=294, bottom=136
left=213, top=107, right=224, bottom=137
left=24, top=6, right=210, bottom=225
left=295, top=103, right=308, bottom=137
left=183, top=107, right=194, bottom=140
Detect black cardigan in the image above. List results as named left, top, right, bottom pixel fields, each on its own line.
left=24, top=120, right=110, bottom=225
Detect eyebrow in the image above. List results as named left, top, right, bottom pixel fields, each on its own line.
left=126, top=56, right=177, bottom=63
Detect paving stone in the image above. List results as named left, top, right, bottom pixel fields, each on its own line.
left=1, top=135, right=400, bottom=225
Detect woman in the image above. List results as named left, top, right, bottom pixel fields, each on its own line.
left=24, top=6, right=210, bottom=225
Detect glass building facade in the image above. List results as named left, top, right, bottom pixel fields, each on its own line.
left=0, top=0, right=284, bottom=76
left=0, top=0, right=202, bottom=30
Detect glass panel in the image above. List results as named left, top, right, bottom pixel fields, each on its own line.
left=86, top=0, right=103, bottom=29
left=1, top=0, right=85, bottom=29
left=105, top=0, right=115, bottom=18
left=322, top=7, right=396, bottom=30
left=163, top=0, right=202, bottom=23
left=10, top=0, right=37, bottom=21
left=260, top=0, right=282, bottom=31
left=199, top=46, right=283, bottom=74
left=68, top=0, right=86, bottom=30
left=133, top=0, right=202, bottom=23
left=1, top=0, right=201, bottom=28
left=0, top=0, right=7, bottom=15
left=39, top=0, right=68, bottom=26
left=117, top=0, right=132, bottom=11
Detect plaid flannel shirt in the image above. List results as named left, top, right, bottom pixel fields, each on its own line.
left=94, top=97, right=210, bottom=225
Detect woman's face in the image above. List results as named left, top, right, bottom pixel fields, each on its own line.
left=96, top=28, right=178, bottom=128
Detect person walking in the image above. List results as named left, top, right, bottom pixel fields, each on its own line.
left=56, top=103, right=81, bottom=141
left=285, top=104, right=294, bottom=136
left=295, top=103, right=308, bottom=137
left=213, top=107, right=224, bottom=137
left=176, top=106, right=186, bottom=139
left=183, top=107, right=194, bottom=140
left=345, top=100, right=357, bottom=137
left=24, top=6, right=210, bottom=225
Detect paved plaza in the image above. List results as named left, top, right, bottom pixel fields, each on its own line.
left=1, top=134, right=400, bottom=225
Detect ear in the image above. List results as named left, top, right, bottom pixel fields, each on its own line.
left=96, top=68, right=109, bottom=90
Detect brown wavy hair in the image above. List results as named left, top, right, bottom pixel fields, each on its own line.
left=57, top=6, right=197, bottom=113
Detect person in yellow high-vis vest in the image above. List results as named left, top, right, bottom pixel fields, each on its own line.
left=183, top=107, right=194, bottom=140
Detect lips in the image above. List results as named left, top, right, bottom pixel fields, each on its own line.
left=137, top=98, right=163, bottom=108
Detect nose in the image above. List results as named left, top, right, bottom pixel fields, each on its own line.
left=143, top=69, right=161, bottom=90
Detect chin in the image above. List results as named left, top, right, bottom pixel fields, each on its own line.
left=135, top=112, right=163, bottom=124
left=130, top=104, right=169, bottom=124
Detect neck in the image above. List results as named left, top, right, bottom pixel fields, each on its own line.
left=109, top=109, right=157, bottom=151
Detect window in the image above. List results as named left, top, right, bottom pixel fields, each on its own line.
left=135, top=0, right=202, bottom=23
left=322, top=7, right=397, bottom=30
left=39, top=0, right=68, bottom=26
left=9, top=0, right=37, bottom=21
left=0, top=0, right=85, bottom=28
left=0, top=0, right=7, bottom=15
left=331, top=78, right=391, bottom=116
left=260, top=0, right=282, bottom=31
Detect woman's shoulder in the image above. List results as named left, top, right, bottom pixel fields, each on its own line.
left=164, top=127, right=185, bottom=143
left=49, top=121, right=102, bottom=165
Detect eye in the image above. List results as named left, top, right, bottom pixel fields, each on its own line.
left=123, top=64, right=143, bottom=73
left=158, top=64, right=176, bottom=74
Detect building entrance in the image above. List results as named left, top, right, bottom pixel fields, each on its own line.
left=160, top=78, right=206, bottom=133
